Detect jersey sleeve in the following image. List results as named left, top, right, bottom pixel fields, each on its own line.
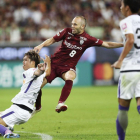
left=53, top=28, right=68, bottom=42
left=23, top=68, right=36, bottom=79
left=87, top=35, right=103, bottom=47
left=120, top=18, right=134, bottom=35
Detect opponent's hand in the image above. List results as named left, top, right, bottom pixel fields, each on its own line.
left=37, top=63, right=45, bottom=71
left=34, top=46, right=42, bottom=53
left=42, top=55, right=51, bottom=65
left=111, top=60, right=122, bottom=69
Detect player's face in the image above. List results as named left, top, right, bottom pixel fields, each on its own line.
left=23, top=55, right=33, bottom=70
left=71, top=17, right=83, bottom=34
left=120, top=0, right=126, bottom=16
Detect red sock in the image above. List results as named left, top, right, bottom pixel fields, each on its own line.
left=59, top=80, right=73, bottom=103
left=35, top=89, right=42, bottom=110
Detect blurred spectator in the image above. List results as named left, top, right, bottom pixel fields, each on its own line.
left=0, top=0, right=125, bottom=42
left=9, top=23, right=21, bottom=43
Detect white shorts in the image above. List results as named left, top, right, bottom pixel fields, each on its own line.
left=0, top=104, right=31, bottom=128
left=118, top=72, right=140, bottom=99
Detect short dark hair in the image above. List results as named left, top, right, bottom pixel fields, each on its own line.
left=123, top=0, right=140, bottom=13
left=24, top=50, right=40, bottom=67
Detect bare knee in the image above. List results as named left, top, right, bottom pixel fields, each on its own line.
left=62, top=71, right=76, bottom=81
left=0, top=117, right=7, bottom=127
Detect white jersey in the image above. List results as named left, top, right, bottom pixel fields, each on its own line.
left=120, top=15, right=140, bottom=72
left=12, top=68, right=45, bottom=110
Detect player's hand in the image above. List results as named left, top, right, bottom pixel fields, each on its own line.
left=37, top=63, right=45, bottom=71
left=111, top=60, right=122, bottom=69
left=42, top=55, right=51, bottom=65
left=34, top=46, right=42, bottom=53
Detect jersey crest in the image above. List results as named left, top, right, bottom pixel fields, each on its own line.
left=80, top=37, right=87, bottom=45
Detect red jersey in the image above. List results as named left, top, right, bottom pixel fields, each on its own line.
left=52, top=28, right=103, bottom=67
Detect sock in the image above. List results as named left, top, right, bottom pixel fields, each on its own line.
left=35, top=89, right=42, bottom=110
left=116, top=105, right=129, bottom=140
left=0, top=124, right=11, bottom=136
left=137, top=105, right=140, bottom=114
left=58, top=80, right=73, bottom=103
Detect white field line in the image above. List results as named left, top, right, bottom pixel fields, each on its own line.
left=16, top=131, right=53, bottom=140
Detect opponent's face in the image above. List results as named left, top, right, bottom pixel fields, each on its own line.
left=23, top=55, right=34, bottom=70
left=120, top=0, right=127, bottom=16
left=71, top=17, right=84, bottom=34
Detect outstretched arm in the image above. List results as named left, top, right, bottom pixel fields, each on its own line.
left=101, top=41, right=123, bottom=48
left=34, top=37, right=56, bottom=53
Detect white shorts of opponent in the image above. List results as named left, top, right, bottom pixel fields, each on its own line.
left=0, top=104, right=31, bottom=128
left=118, top=72, right=140, bottom=99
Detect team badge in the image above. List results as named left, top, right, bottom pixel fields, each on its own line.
left=80, top=37, right=87, bottom=45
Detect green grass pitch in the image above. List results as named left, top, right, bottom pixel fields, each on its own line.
left=0, top=86, right=140, bottom=140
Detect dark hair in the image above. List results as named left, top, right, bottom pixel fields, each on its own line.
left=24, top=50, right=40, bottom=67
left=123, top=0, right=140, bottom=13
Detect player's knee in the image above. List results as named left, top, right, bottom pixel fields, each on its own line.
left=65, top=73, right=76, bottom=81
left=119, top=104, right=129, bottom=111
left=137, top=106, right=140, bottom=114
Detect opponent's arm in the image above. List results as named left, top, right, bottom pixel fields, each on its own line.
left=42, top=55, right=51, bottom=77
left=111, top=34, right=134, bottom=69
left=34, top=37, right=56, bottom=53
left=101, top=41, right=123, bottom=48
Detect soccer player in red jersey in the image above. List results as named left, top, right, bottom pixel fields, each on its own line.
left=34, top=16, right=123, bottom=113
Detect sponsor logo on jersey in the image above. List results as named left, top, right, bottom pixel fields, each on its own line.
left=80, top=37, right=87, bottom=45
left=122, top=23, right=127, bottom=30
left=95, top=39, right=99, bottom=43
left=57, top=29, right=64, bottom=36
left=68, top=32, right=74, bottom=36
left=65, top=40, right=82, bottom=50
left=67, top=37, right=71, bottom=39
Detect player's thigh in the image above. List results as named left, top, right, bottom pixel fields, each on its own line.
left=62, top=70, right=76, bottom=81
left=0, top=105, right=31, bottom=128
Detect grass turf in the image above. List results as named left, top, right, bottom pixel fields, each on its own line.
left=0, top=86, right=140, bottom=140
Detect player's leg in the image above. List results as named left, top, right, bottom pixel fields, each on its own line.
left=135, top=79, right=140, bottom=114
left=35, top=78, right=47, bottom=112
left=55, top=70, right=76, bottom=113
left=34, top=66, right=56, bottom=115
left=0, top=111, right=20, bottom=138
left=136, top=97, right=140, bottom=113
left=116, top=98, right=131, bottom=140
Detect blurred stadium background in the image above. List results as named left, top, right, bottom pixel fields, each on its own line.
left=1, top=1, right=140, bottom=140
left=0, top=0, right=131, bottom=88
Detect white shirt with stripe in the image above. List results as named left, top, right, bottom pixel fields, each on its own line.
left=11, top=68, right=45, bottom=110
left=120, top=15, right=140, bottom=72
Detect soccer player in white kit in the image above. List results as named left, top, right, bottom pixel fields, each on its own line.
left=111, top=0, right=140, bottom=139
left=0, top=50, right=51, bottom=138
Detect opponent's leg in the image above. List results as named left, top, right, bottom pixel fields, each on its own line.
left=55, top=70, right=76, bottom=113
left=116, top=99, right=131, bottom=140
left=35, top=78, right=47, bottom=112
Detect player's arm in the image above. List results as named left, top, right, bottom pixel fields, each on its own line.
left=101, top=41, right=123, bottom=48
left=112, top=34, right=134, bottom=69
left=34, top=55, right=51, bottom=77
left=42, top=55, right=51, bottom=77
left=34, top=37, right=56, bottom=53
